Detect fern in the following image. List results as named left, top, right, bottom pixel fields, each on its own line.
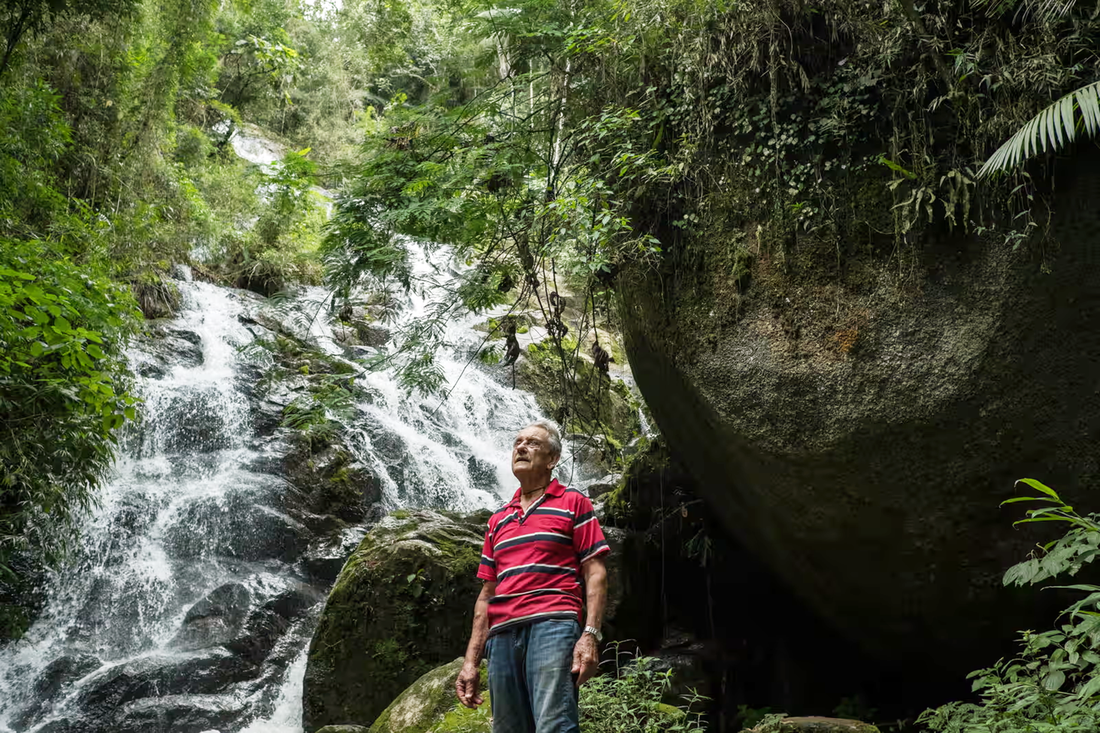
left=978, top=80, right=1100, bottom=177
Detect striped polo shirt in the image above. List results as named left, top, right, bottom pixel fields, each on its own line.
left=477, top=479, right=610, bottom=635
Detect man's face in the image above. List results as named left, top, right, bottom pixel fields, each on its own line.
left=511, top=426, right=559, bottom=481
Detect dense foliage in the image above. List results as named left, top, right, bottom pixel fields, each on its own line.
left=0, top=0, right=425, bottom=604
left=319, top=0, right=1100, bottom=423
left=919, top=481, right=1100, bottom=732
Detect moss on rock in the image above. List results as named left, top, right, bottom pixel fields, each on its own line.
left=302, top=511, right=487, bottom=732
left=743, top=717, right=879, bottom=733
left=370, top=657, right=491, bottom=733
left=515, top=338, right=640, bottom=452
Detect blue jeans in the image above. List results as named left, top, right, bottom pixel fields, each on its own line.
left=487, top=619, right=581, bottom=733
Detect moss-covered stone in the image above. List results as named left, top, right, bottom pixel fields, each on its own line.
left=317, top=727, right=372, bottom=733
left=370, top=657, right=491, bottom=733
left=515, top=337, right=640, bottom=452
left=302, top=511, right=487, bottom=732
left=744, top=717, right=879, bottom=733
left=283, top=433, right=381, bottom=523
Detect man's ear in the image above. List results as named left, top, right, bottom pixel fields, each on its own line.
left=549, top=455, right=560, bottom=470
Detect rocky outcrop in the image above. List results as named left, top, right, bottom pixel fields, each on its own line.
left=370, top=657, right=491, bottom=733
left=744, top=718, right=879, bottom=733
left=616, top=159, right=1100, bottom=666
left=302, top=511, right=487, bottom=732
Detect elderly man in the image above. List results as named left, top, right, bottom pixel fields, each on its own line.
left=455, top=420, right=609, bottom=733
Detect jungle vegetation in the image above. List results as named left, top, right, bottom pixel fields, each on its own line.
left=5, top=0, right=1100, bottom=726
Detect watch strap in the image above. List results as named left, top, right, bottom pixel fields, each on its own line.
left=583, top=625, right=603, bottom=642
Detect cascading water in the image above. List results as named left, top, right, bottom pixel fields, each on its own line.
left=0, top=127, right=616, bottom=733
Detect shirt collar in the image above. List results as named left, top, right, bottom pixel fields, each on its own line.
left=507, top=479, right=564, bottom=508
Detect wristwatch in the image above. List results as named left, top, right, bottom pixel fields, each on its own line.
left=583, top=625, right=603, bottom=642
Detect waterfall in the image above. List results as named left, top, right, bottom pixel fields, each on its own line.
left=0, top=260, right=604, bottom=733
left=0, top=126, right=613, bottom=733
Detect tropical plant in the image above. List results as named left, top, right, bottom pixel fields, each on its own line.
left=918, top=479, right=1100, bottom=732
left=978, top=81, right=1100, bottom=177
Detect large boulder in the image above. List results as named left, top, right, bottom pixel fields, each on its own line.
left=616, top=160, right=1100, bottom=665
left=370, top=657, right=491, bottom=733
left=302, top=510, right=488, bottom=732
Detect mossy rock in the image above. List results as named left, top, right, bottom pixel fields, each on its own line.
left=515, top=338, right=640, bottom=450
left=370, top=657, right=491, bottom=733
left=302, top=511, right=487, bottom=732
left=743, top=717, right=879, bottom=733
left=318, top=727, right=372, bottom=733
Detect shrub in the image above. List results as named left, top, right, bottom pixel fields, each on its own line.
left=919, top=480, right=1100, bottom=732
left=580, top=646, right=708, bottom=733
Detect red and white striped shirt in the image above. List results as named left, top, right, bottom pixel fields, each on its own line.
left=477, top=479, right=610, bottom=635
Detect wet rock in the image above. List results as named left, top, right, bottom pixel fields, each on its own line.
left=75, top=651, right=258, bottom=724
left=585, top=474, right=620, bottom=499
left=224, top=606, right=290, bottom=665
left=265, top=583, right=323, bottom=620
left=108, top=693, right=242, bottom=733
left=302, top=511, right=486, bottom=732
left=136, top=327, right=204, bottom=378
left=34, top=653, right=102, bottom=699
left=163, top=493, right=311, bottom=562
left=369, top=657, right=490, bottom=733
left=355, top=322, right=391, bottom=347
left=319, top=727, right=372, bottom=733
left=171, top=583, right=252, bottom=651
left=466, top=456, right=497, bottom=487
left=9, top=654, right=103, bottom=730
left=283, top=434, right=381, bottom=524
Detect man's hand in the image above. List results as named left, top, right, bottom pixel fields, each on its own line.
left=455, top=662, right=483, bottom=708
left=571, top=632, right=599, bottom=688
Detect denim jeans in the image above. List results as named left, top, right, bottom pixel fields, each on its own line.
left=487, top=619, right=581, bottom=733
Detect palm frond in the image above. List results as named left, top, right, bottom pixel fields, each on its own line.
left=978, top=81, right=1100, bottom=178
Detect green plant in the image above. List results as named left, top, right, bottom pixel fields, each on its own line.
left=579, top=644, right=708, bottom=733
left=0, top=239, right=140, bottom=574
left=918, top=479, right=1100, bottom=732
left=979, top=81, right=1100, bottom=177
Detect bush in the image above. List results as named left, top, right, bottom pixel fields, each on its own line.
left=919, top=480, right=1100, bottom=732
left=0, top=239, right=139, bottom=574
left=580, top=646, right=707, bottom=733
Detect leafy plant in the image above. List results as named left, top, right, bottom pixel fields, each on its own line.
left=0, top=239, right=139, bottom=573
left=580, top=644, right=709, bottom=733
left=978, top=81, right=1100, bottom=178
left=918, top=479, right=1100, bottom=732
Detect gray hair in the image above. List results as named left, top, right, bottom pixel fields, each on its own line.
left=522, top=419, right=562, bottom=458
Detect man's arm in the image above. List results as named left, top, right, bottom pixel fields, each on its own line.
left=456, top=580, right=496, bottom=708
left=572, top=556, right=607, bottom=687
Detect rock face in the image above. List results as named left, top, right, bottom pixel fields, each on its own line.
left=302, top=511, right=488, bottom=732
left=370, top=657, right=491, bottom=733
left=617, top=162, right=1100, bottom=664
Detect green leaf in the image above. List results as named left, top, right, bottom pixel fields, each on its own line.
left=1016, top=478, right=1062, bottom=501
left=980, top=82, right=1100, bottom=177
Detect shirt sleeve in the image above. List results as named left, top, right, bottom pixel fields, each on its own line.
left=477, top=520, right=497, bottom=582
left=572, top=494, right=610, bottom=563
